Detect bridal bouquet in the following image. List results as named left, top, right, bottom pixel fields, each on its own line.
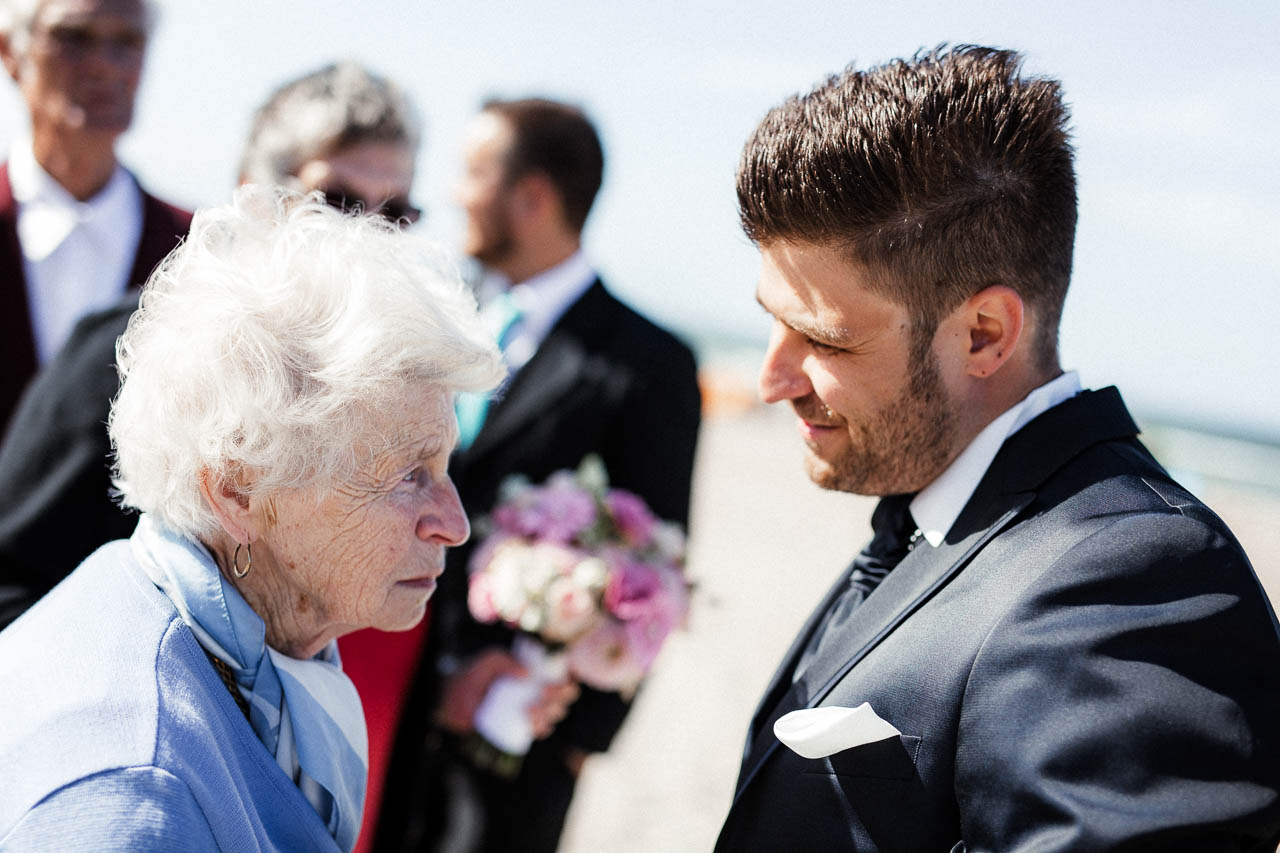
left=465, top=455, right=689, bottom=757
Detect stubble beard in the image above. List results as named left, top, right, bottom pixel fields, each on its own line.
left=804, top=344, right=958, bottom=496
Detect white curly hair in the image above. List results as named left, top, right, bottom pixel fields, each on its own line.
left=109, top=185, right=503, bottom=538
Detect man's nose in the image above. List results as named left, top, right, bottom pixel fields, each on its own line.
left=758, top=324, right=810, bottom=404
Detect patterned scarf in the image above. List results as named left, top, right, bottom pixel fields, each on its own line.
left=131, top=515, right=368, bottom=852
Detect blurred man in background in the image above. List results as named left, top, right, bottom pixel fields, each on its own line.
left=375, top=98, right=701, bottom=853
left=0, top=0, right=189, bottom=435
left=0, top=62, right=420, bottom=637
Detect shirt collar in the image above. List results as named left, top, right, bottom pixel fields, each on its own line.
left=500, top=250, right=596, bottom=369
left=910, top=370, right=1082, bottom=547
left=10, top=136, right=139, bottom=261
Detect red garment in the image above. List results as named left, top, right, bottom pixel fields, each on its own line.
left=338, top=612, right=430, bottom=853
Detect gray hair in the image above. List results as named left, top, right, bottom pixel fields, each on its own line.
left=238, top=61, right=421, bottom=187
left=109, top=186, right=503, bottom=538
left=0, top=0, right=158, bottom=53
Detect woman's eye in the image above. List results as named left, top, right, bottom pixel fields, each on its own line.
left=402, top=468, right=424, bottom=485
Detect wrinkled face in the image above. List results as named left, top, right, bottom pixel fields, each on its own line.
left=259, top=383, right=469, bottom=634
left=756, top=241, right=959, bottom=496
left=455, top=111, right=517, bottom=266
left=4, top=0, right=146, bottom=139
left=296, top=140, right=420, bottom=226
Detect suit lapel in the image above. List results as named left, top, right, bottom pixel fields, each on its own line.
left=462, top=280, right=607, bottom=462
left=732, top=490, right=1033, bottom=802
left=743, top=558, right=859, bottom=754
left=728, top=387, right=1142, bottom=808
left=466, top=329, right=585, bottom=459
left=0, top=164, right=39, bottom=432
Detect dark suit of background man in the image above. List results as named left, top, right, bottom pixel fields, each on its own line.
left=0, top=0, right=189, bottom=436
left=715, top=46, right=1280, bottom=852
left=375, top=99, right=701, bottom=853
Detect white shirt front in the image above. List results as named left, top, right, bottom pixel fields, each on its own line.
left=9, top=138, right=143, bottom=364
left=483, top=250, right=597, bottom=373
left=910, top=370, right=1083, bottom=547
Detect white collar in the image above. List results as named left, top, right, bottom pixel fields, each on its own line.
left=9, top=136, right=139, bottom=262
left=910, top=371, right=1082, bottom=547
left=497, top=250, right=597, bottom=370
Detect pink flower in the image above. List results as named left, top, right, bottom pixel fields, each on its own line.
left=542, top=576, right=601, bottom=643
left=566, top=619, right=647, bottom=694
left=468, top=571, right=500, bottom=624
left=602, top=555, right=664, bottom=620
left=621, top=565, right=689, bottom=668
left=606, top=489, right=658, bottom=547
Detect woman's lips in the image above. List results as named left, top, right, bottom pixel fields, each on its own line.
left=396, top=576, right=438, bottom=591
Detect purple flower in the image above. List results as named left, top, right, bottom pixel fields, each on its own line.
left=492, top=477, right=598, bottom=543
left=606, top=489, right=658, bottom=547
left=603, top=555, right=664, bottom=620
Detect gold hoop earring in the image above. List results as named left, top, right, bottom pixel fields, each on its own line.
left=232, top=542, right=252, bottom=579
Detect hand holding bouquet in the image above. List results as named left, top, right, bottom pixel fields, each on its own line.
left=465, top=455, right=690, bottom=756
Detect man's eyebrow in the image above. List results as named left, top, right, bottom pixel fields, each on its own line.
left=755, top=292, right=854, bottom=346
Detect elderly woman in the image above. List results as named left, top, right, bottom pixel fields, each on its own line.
left=0, top=188, right=502, bottom=851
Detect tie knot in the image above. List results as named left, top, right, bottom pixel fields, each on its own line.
left=868, top=493, right=917, bottom=559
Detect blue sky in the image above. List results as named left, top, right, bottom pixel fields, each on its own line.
left=4, top=0, right=1277, bottom=438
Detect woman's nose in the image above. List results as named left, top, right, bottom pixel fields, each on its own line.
left=418, top=478, right=470, bottom=547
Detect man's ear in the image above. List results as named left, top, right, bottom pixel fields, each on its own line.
left=197, top=467, right=254, bottom=545
left=964, top=285, right=1023, bottom=379
left=512, top=172, right=560, bottom=221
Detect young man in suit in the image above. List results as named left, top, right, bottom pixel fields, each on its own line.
left=716, top=46, right=1280, bottom=851
left=375, top=99, right=701, bottom=853
left=0, top=0, right=189, bottom=435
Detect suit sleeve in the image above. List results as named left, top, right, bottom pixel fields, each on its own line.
left=954, top=513, right=1280, bottom=852
left=1, top=767, right=221, bottom=852
left=0, top=304, right=137, bottom=629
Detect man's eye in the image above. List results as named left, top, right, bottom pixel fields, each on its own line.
left=807, top=338, right=844, bottom=356
left=402, top=468, right=425, bottom=485
left=48, top=27, right=93, bottom=51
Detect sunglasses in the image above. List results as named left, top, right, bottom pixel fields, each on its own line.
left=322, top=187, right=422, bottom=226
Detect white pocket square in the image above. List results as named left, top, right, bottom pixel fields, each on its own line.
left=774, top=702, right=901, bottom=759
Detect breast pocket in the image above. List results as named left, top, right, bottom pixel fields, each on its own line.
left=802, top=734, right=923, bottom=780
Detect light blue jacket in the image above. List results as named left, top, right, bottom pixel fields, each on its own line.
left=0, top=540, right=341, bottom=851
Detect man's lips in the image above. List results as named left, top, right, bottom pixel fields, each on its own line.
left=797, top=418, right=840, bottom=441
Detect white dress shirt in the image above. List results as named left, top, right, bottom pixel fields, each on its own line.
left=484, top=250, right=597, bottom=372
left=911, top=371, right=1082, bottom=547
left=9, top=138, right=143, bottom=364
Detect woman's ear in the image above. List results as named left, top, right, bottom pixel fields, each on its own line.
left=197, top=467, right=254, bottom=544
left=964, top=285, right=1024, bottom=379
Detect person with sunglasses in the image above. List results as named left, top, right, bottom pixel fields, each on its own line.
left=0, top=61, right=423, bottom=630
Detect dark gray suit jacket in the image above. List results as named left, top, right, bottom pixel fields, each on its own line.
left=717, top=388, right=1280, bottom=852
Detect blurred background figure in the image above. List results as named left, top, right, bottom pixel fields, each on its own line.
left=0, top=61, right=419, bottom=634
left=0, top=0, right=189, bottom=435
left=238, top=60, right=420, bottom=226
left=0, top=187, right=502, bottom=851
left=373, top=98, right=701, bottom=853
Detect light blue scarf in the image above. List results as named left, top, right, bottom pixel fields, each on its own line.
left=131, top=514, right=368, bottom=852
